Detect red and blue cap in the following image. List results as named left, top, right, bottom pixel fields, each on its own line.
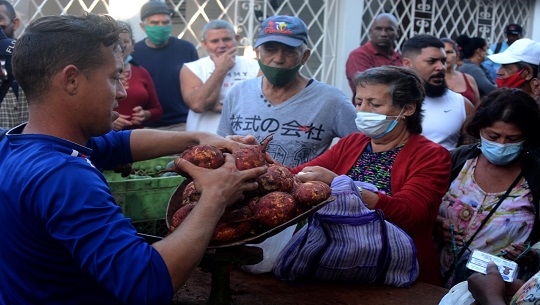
left=255, top=15, right=308, bottom=48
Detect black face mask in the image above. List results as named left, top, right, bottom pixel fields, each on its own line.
left=258, top=60, right=301, bottom=86
left=425, top=80, right=448, bottom=97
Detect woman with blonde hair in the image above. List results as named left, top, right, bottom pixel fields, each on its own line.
left=441, top=38, right=481, bottom=107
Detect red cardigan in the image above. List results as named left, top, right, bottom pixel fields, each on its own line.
left=292, top=132, right=451, bottom=285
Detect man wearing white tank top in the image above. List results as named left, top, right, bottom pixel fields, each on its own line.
left=402, top=34, right=476, bottom=150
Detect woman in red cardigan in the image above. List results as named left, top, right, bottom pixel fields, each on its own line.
left=292, top=66, right=451, bottom=285
left=113, top=21, right=163, bottom=130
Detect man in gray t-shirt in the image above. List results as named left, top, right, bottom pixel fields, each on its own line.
left=217, top=15, right=357, bottom=167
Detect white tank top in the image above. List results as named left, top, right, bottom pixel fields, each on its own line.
left=421, top=89, right=466, bottom=150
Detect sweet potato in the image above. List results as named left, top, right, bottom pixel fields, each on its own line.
left=169, top=203, right=196, bottom=233
left=159, top=144, right=224, bottom=176
left=181, top=181, right=200, bottom=206
left=233, top=134, right=273, bottom=171
left=256, top=163, right=294, bottom=194
left=212, top=208, right=252, bottom=242
left=292, top=181, right=331, bottom=207
left=253, top=192, right=297, bottom=228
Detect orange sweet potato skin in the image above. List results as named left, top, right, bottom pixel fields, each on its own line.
left=292, top=181, right=331, bottom=208
left=253, top=192, right=297, bottom=228
left=167, top=137, right=333, bottom=243
left=256, top=164, right=294, bottom=194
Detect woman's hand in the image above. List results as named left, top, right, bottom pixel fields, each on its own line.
left=435, top=215, right=464, bottom=245
left=113, top=114, right=133, bottom=131
left=130, top=106, right=148, bottom=125
left=297, top=166, right=337, bottom=185
left=501, top=243, right=539, bottom=267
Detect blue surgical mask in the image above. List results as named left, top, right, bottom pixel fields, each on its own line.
left=480, top=135, right=524, bottom=165
left=355, top=108, right=404, bottom=139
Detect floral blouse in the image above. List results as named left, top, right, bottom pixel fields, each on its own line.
left=346, top=143, right=403, bottom=196
left=511, top=269, right=540, bottom=304
left=438, top=157, right=534, bottom=278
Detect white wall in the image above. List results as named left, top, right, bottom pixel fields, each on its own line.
left=532, top=0, right=540, bottom=41
left=109, top=0, right=149, bottom=42
left=335, top=0, right=364, bottom=99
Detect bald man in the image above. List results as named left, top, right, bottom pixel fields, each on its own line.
left=345, top=13, right=403, bottom=95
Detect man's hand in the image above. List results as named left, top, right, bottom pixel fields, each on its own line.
left=211, top=47, right=236, bottom=73
left=468, top=262, right=512, bottom=305
left=175, top=153, right=266, bottom=206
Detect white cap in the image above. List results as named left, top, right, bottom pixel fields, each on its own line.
left=488, top=38, right=540, bottom=65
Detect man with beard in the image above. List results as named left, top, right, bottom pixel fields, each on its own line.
left=402, top=34, right=476, bottom=150
left=345, top=13, right=402, bottom=96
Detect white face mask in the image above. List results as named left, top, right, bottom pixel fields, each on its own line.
left=355, top=108, right=404, bottom=139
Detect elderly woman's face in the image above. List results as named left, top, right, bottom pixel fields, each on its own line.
left=354, top=83, right=401, bottom=116
left=481, top=120, right=524, bottom=144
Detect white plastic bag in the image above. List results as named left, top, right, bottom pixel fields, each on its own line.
left=241, top=225, right=296, bottom=274
left=438, top=281, right=475, bottom=305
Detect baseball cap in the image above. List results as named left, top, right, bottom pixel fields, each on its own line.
left=140, top=0, right=172, bottom=21
left=488, top=38, right=540, bottom=65
left=254, top=15, right=308, bottom=48
left=506, top=24, right=522, bottom=35
left=0, top=27, right=15, bottom=57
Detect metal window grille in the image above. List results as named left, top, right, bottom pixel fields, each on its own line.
left=8, top=0, right=534, bottom=87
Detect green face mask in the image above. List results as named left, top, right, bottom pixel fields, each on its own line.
left=258, top=60, right=301, bottom=86
left=144, top=25, right=172, bottom=46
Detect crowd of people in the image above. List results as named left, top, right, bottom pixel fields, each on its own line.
left=1, top=0, right=540, bottom=304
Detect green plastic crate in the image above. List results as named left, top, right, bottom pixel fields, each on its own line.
left=104, top=156, right=185, bottom=236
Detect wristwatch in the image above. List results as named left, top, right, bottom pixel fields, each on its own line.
left=356, top=185, right=363, bottom=197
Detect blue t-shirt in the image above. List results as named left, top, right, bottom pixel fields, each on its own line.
left=133, top=37, right=198, bottom=127
left=0, top=126, right=173, bottom=304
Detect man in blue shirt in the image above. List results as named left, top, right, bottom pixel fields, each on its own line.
left=483, top=23, right=523, bottom=80
left=0, top=13, right=265, bottom=304
left=133, top=0, right=199, bottom=131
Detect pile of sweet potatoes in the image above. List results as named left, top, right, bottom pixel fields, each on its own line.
left=167, top=135, right=331, bottom=243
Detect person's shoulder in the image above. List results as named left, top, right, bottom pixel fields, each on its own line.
left=171, top=37, right=197, bottom=48
left=235, top=55, right=257, bottom=63
left=445, top=88, right=464, bottom=99
left=348, top=42, right=371, bottom=56
left=309, top=81, right=349, bottom=99
left=185, top=56, right=211, bottom=67
left=409, top=134, right=451, bottom=153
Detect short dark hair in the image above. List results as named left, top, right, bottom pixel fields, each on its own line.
left=455, top=35, right=486, bottom=59
left=0, top=1, right=16, bottom=20
left=467, top=88, right=540, bottom=149
left=354, top=66, right=425, bottom=134
left=402, top=34, right=445, bottom=59
left=12, top=13, right=123, bottom=101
